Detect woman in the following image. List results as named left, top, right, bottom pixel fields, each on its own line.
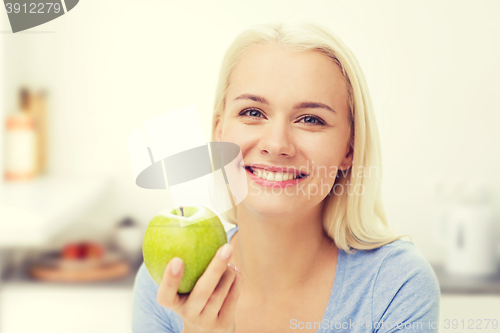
left=132, top=21, right=440, bottom=333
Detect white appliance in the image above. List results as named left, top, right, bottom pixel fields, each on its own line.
left=437, top=182, right=498, bottom=277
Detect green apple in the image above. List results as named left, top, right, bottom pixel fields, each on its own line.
left=143, top=205, right=227, bottom=294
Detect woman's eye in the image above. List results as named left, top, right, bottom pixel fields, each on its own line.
left=239, top=108, right=264, bottom=119
left=299, top=115, right=326, bottom=126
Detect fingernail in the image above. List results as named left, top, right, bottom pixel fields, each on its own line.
left=228, top=262, right=240, bottom=273
left=219, top=244, right=233, bottom=260
left=170, top=257, right=183, bottom=276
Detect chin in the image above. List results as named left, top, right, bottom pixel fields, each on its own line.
left=242, top=194, right=298, bottom=216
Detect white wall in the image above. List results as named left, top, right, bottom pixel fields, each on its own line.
left=1, top=0, right=499, bottom=263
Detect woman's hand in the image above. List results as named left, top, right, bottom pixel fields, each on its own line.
left=156, top=244, right=242, bottom=333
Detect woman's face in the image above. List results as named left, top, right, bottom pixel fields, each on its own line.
left=215, top=43, right=353, bottom=218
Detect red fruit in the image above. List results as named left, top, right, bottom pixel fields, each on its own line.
left=62, top=243, right=84, bottom=260
left=62, top=242, right=105, bottom=261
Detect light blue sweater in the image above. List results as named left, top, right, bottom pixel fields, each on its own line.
left=132, top=226, right=441, bottom=332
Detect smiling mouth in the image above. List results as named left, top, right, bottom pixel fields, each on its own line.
left=244, top=166, right=309, bottom=180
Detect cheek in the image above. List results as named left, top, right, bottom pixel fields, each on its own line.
left=220, top=123, right=253, bottom=150
left=297, top=139, right=345, bottom=176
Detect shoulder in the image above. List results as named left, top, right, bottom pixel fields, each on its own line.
left=366, top=239, right=441, bottom=330
left=340, top=239, right=426, bottom=281
left=369, top=239, right=440, bottom=293
left=378, top=238, right=440, bottom=288
left=346, top=238, right=438, bottom=281
left=337, top=239, right=440, bottom=330
left=349, top=238, right=440, bottom=299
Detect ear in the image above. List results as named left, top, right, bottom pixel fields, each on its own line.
left=214, top=116, right=223, bottom=142
left=339, top=145, right=353, bottom=171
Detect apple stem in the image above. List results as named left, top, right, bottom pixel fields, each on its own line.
left=179, top=206, right=184, bottom=217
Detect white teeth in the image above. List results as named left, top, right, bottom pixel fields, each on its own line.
left=251, top=168, right=299, bottom=181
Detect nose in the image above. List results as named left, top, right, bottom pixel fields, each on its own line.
left=258, top=117, right=296, bottom=158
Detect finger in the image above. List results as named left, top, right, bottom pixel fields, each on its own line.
left=156, top=257, right=185, bottom=310
left=185, top=244, right=233, bottom=315
left=218, top=267, right=242, bottom=323
left=200, top=264, right=237, bottom=318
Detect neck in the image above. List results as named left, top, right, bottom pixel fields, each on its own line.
left=231, top=202, right=337, bottom=302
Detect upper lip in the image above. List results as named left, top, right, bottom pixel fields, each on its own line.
left=244, top=163, right=309, bottom=177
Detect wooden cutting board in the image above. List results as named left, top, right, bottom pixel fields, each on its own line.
left=29, top=252, right=131, bottom=282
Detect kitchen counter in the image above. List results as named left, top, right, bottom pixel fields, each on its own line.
left=0, top=257, right=141, bottom=290
left=0, top=257, right=140, bottom=333
left=431, top=263, right=500, bottom=294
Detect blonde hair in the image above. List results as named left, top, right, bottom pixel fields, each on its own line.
left=210, top=21, right=411, bottom=254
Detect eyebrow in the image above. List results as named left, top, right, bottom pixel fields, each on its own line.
left=234, top=93, right=337, bottom=114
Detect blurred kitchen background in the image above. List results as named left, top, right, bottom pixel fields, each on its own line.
left=1, top=0, right=500, bottom=332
